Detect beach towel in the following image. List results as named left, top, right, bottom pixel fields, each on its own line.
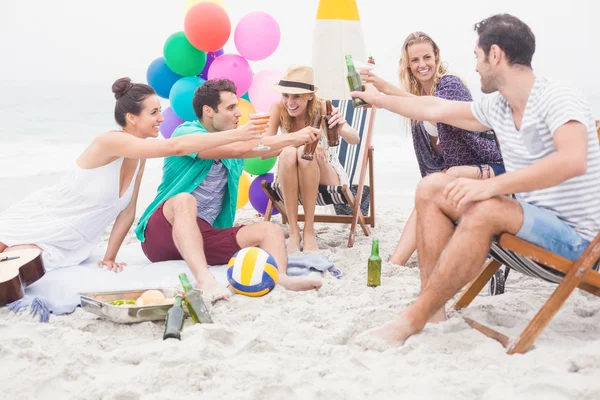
left=287, top=254, right=342, bottom=278
left=8, top=244, right=338, bottom=322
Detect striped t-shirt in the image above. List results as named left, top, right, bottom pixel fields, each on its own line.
left=471, top=77, right=600, bottom=241
left=191, top=160, right=228, bottom=226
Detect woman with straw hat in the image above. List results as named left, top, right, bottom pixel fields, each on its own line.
left=264, top=66, right=360, bottom=253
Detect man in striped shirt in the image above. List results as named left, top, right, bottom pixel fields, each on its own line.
left=351, top=14, right=600, bottom=345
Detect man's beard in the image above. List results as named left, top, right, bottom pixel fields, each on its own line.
left=480, top=75, right=498, bottom=94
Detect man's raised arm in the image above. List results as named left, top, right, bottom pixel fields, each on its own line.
left=351, top=83, right=491, bottom=133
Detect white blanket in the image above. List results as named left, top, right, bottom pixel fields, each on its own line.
left=10, top=244, right=228, bottom=319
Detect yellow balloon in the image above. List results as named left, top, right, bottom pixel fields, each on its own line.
left=184, top=0, right=226, bottom=14
left=237, top=98, right=256, bottom=126
left=237, top=172, right=251, bottom=210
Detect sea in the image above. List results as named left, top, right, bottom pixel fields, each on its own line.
left=2, top=80, right=597, bottom=214
left=0, top=81, right=418, bottom=213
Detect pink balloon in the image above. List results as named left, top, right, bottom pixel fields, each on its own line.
left=234, top=12, right=281, bottom=61
left=248, top=69, right=283, bottom=113
left=207, top=54, right=253, bottom=97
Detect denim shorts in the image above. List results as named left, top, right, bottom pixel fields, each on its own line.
left=516, top=201, right=590, bottom=261
left=488, top=162, right=506, bottom=176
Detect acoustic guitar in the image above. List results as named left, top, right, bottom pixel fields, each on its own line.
left=0, top=249, right=45, bottom=306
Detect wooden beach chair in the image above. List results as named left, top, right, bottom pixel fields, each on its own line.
left=451, top=233, right=600, bottom=354
left=451, top=120, right=600, bottom=354
left=262, top=100, right=377, bottom=248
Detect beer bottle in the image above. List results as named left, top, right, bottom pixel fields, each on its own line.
left=163, top=295, right=185, bottom=340
left=178, top=273, right=214, bottom=324
left=345, top=54, right=368, bottom=108
left=324, top=100, right=340, bottom=147
left=367, top=239, right=381, bottom=287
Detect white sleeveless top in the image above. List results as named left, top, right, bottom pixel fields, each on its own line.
left=0, top=158, right=140, bottom=269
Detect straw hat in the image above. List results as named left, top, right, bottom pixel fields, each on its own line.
left=273, top=66, right=318, bottom=94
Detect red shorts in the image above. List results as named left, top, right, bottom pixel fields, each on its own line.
left=141, top=203, right=243, bottom=266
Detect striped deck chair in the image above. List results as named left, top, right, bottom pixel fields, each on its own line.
left=451, top=120, right=600, bottom=354
left=451, top=234, right=600, bottom=355
left=262, top=100, right=377, bottom=247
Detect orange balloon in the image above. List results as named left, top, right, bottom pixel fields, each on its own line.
left=237, top=98, right=256, bottom=126
left=184, top=2, right=231, bottom=52
left=236, top=172, right=251, bottom=209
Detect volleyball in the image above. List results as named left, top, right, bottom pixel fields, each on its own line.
left=227, top=247, right=279, bottom=297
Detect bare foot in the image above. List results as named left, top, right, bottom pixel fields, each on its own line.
left=359, top=317, right=419, bottom=347
left=302, top=230, right=318, bottom=252
left=428, top=307, right=447, bottom=323
left=287, top=233, right=301, bottom=255
left=279, top=274, right=322, bottom=291
left=196, top=275, right=232, bottom=304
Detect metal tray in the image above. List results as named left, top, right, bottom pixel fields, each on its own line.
left=80, top=288, right=184, bottom=324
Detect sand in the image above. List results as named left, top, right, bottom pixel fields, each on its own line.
left=1, top=135, right=600, bottom=399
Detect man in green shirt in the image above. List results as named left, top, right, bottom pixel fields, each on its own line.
left=136, top=79, right=322, bottom=302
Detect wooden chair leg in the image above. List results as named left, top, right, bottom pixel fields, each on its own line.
left=344, top=186, right=370, bottom=248
left=264, top=200, right=274, bottom=222
left=368, top=146, right=375, bottom=228
left=451, top=258, right=502, bottom=310
left=462, top=317, right=511, bottom=348
left=507, top=239, right=600, bottom=354
left=344, top=186, right=370, bottom=236
left=347, top=108, right=376, bottom=247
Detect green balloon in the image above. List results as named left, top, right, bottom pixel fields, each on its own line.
left=244, top=157, right=277, bottom=176
left=163, top=32, right=207, bottom=77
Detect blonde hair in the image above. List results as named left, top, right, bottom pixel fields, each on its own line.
left=279, top=94, right=323, bottom=132
left=399, top=31, right=448, bottom=97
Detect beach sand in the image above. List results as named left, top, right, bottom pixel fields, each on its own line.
left=1, top=135, right=600, bottom=399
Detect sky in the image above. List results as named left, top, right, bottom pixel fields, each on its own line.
left=0, top=0, right=598, bottom=115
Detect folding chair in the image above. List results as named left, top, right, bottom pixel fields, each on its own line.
left=262, top=100, right=377, bottom=247
left=451, top=120, right=600, bottom=354
left=451, top=233, right=600, bottom=354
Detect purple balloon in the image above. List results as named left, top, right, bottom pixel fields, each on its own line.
left=160, top=107, right=185, bottom=139
left=200, top=48, right=225, bottom=80
left=249, top=173, right=279, bottom=215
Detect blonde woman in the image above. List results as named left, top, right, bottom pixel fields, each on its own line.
left=264, top=66, right=360, bottom=253
left=362, top=32, right=504, bottom=266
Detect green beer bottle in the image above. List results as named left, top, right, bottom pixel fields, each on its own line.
left=163, top=295, right=185, bottom=340
left=178, top=273, right=213, bottom=324
left=345, top=54, right=368, bottom=108
left=367, top=239, right=381, bottom=287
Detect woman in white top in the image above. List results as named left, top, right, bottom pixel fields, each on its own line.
left=0, top=78, right=260, bottom=271
left=264, top=66, right=360, bottom=253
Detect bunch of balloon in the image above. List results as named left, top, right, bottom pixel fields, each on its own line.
left=144, top=1, right=286, bottom=216
left=144, top=2, right=282, bottom=134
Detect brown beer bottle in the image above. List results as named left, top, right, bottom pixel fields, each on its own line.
left=324, top=100, right=340, bottom=147
left=301, top=113, right=322, bottom=161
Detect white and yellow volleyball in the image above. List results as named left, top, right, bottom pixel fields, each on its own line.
left=227, top=247, right=279, bottom=297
